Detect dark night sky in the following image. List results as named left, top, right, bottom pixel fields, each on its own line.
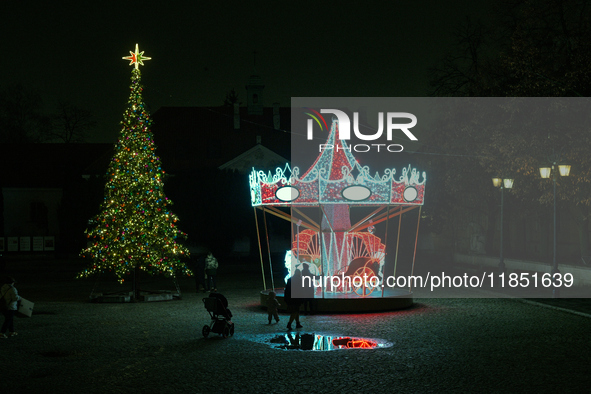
left=1, top=1, right=490, bottom=143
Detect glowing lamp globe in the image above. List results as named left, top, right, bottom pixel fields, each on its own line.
left=558, top=164, right=571, bottom=177
left=539, top=167, right=552, bottom=179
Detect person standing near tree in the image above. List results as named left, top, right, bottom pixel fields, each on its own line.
left=205, top=252, right=219, bottom=292
left=187, top=244, right=207, bottom=293
left=195, top=253, right=207, bottom=293
left=1, top=276, right=20, bottom=338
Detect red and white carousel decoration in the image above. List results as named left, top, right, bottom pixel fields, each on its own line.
left=250, top=118, right=426, bottom=311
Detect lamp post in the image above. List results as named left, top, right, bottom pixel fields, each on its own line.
left=539, top=161, right=571, bottom=276
left=492, top=177, right=514, bottom=273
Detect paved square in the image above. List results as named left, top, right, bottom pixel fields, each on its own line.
left=2, top=260, right=590, bottom=393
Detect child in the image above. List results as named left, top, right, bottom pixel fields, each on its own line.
left=267, top=291, right=280, bottom=324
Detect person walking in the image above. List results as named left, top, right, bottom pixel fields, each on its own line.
left=284, top=271, right=303, bottom=330
left=1, top=276, right=20, bottom=338
left=300, top=263, right=315, bottom=314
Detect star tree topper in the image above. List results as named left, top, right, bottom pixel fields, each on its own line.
left=122, top=43, right=151, bottom=69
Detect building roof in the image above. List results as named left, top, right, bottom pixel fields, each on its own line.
left=151, top=106, right=291, bottom=172
left=218, top=144, right=288, bottom=174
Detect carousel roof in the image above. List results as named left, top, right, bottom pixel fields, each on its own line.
left=249, top=119, right=426, bottom=206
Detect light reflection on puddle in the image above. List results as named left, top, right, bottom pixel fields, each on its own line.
left=264, top=333, right=393, bottom=351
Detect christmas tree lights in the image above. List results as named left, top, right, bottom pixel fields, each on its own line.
left=79, top=44, right=190, bottom=283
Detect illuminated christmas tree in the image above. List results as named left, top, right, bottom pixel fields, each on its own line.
left=79, top=44, right=190, bottom=286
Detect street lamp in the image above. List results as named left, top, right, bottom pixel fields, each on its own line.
left=539, top=162, right=571, bottom=276
left=492, top=177, right=514, bottom=273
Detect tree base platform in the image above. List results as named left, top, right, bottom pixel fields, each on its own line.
left=90, top=290, right=180, bottom=303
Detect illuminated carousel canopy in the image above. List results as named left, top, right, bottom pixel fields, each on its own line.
left=249, top=120, right=426, bottom=206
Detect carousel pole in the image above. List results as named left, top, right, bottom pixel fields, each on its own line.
left=296, top=223, right=300, bottom=264
left=262, top=207, right=275, bottom=290
left=292, top=207, right=299, bottom=271
left=409, top=206, right=422, bottom=292
left=253, top=207, right=266, bottom=290
left=392, top=206, right=403, bottom=280
left=381, top=205, right=391, bottom=298
left=320, top=207, right=325, bottom=299
left=295, top=219, right=301, bottom=273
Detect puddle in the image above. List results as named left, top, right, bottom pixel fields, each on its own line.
left=264, top=333, right=392, bottom=351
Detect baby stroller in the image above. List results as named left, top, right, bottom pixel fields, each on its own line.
left=202, top=292, right=235, bottom=338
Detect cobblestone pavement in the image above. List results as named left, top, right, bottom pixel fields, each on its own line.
left=2, top=259, right=591, bottom=393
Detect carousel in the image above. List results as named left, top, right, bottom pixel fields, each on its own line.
left=250, top=119, right=426, bottom=312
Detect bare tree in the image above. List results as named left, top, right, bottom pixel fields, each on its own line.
left=46, top=101, right=96, bottom=143
left=429, top=15, right=515, bottom=97
left=428, top=0, right=591, bottom=261
left=0, top=84, right=49, bottom=143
